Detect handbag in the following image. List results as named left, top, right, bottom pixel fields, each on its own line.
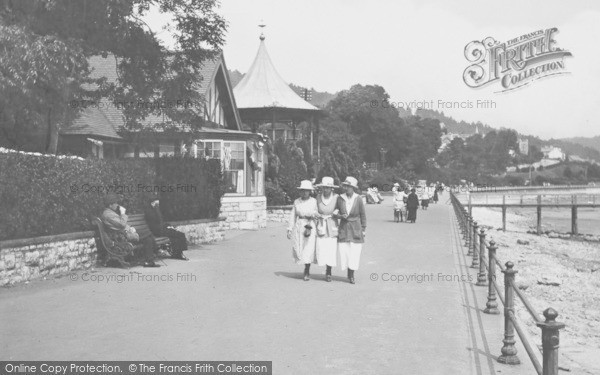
left=316, top=218, right=327, bottom=237
left=303, top=224, right=313, bottom=237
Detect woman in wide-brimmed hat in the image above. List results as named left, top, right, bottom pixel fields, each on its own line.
left=315, top=176, right=340, bottom=282
left=287, top=180, right=319, bottom=281
left=336, top=176, right=367, bottom=284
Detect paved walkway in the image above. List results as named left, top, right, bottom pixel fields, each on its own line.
left=0, top=197, right=536, bottom=374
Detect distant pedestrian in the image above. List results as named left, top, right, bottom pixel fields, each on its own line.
left=392, top=183, right=406, bottom=222
left=337, top=176, right=367, bottom=284
left=421, top=189, right=430, bottom=210
left=315, top=177, right=340, bottom=282
left=287, top=180, right=318, bottom=281
left=432, top=188, right=439, bottom=204
left=406, top=188, right=419, bottom=223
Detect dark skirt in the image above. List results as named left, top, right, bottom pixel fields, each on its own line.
left=407, top=208, right=417, bottom=222
left=163, top=228, right=188, bottom=256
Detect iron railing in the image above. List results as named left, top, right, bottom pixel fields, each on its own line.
left=450, top=192, right=566, bottom=375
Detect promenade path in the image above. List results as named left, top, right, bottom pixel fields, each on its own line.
left=0, top=197, right=536, bottom=375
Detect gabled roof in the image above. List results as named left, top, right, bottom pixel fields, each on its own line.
left=61, top=53, right=242, bottom=139
left=233, top=38, right=319, bottom=111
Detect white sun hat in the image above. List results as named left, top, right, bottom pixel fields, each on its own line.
left=317, top=176, right=338, bottom=188
left=341, top=176, right=359, bottom=190
left=297, top=180, right=315, bottom=191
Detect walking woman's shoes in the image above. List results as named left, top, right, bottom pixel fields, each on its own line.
left=326, top=265, right=332, bottom=282
left=303, top=264, right=310, bottom=281
left=326, top=274, right=332, bottom=282
left=348, top=269, right=355, bottom=284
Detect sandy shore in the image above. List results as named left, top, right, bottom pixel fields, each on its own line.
left=470, top=206, right=600, bottom=375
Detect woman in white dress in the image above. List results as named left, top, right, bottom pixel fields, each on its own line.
left=287, top=180, right=319, bottom=281
left=315, top=176, right=340, bottom=282
left=393, top=183, right=406, bottom=222
left=336, top=176, right=367, bottom=284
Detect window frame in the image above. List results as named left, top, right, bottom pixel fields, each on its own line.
left=197, top=139, right=247, bottom=196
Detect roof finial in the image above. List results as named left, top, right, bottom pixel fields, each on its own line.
left=259, top=20, right=266, bottom=41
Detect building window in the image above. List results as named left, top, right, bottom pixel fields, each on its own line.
left=201, top=141, right=222, bottom=159
left=159, top=142, right=175, bottom=157
left=198, top=140, right=246, bottom=195
left=138, top=145, right=154, bottom=158
left=223, top=141, right=245, bottom=194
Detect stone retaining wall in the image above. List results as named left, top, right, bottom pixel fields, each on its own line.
left=267, top=205, right=292, bottom=222
left=220, top=195, right=267, bottom=230
left=0, top=217, right=228, bottom=287
left=0, top=231, right=96, bottom=287
left=171, top=217, right=228, bottom=244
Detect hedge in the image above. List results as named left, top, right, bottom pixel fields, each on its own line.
left=155, top=157, right=224, bottom=222
left=0, top=153, right=224, bottom=241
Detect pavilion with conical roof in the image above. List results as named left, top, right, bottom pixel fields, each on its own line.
left=233, top=29, right=323, bottom=165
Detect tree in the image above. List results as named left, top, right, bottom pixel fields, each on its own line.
left=0, top=0, right=227, bottom=153
left=326, top=84, right=409, bottom=165
left=563, top=166, right=573, bottom=178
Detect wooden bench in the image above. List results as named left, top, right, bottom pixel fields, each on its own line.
left=127, top=214, right=171, bottom=250
left=92, top=214, right=171, bottom=268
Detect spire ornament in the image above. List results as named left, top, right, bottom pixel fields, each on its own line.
left=259, top=20, right=266, bottom=41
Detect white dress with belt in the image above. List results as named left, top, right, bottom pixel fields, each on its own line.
left=316, top=193, right=339, bottom=267
left=287, top=197, right=318, bottom=265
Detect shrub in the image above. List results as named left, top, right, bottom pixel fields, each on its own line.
left=155, top=157, right=224, bottom=221
left=273, top=140, right=309, bottom=202
left=265, top=180, right=290, bottom=206
left=0, top=153, right=225, bottom=241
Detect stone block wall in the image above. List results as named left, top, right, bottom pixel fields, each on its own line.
left=0, top=217, right=229, bottom=287
left=267, top=205, right=293, bottom=223
left=220, top=195, right=267, bottom=230
left=0, top=232, right=96, bottom=286
left=171, top=217, right=228, bottom=245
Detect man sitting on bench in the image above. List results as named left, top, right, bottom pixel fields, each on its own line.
left=101, top=193, right=160, bottom=268
left=144, top=194, right=189, bottom=260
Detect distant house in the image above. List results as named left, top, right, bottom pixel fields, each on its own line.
left=438, top=132, right=470, bottom=152
left=541, top=146, right=565, bottom=160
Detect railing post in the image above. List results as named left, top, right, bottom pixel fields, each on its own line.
left=467, top=215, right=473, bottom=255
left=476, top=228, right=487, bottom=286
left=457, top=206, right=467, bottom=237
left=468, top=194, right=472, bottom=216
left=536, top=308, right=565, bottom=375
left=571, top=195, right=578, bottom=235
left=498, top=261, right=520, bottom=365
left=502, top=195, right=506, bottom=232
left=484, top=240, right=500, bottom=314
left=537, top=195, right=542, bottom=235
left=471, top=221, right=479, bottom=268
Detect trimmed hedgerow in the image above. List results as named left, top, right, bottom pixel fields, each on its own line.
left=0, top=153, right=224, bottom=241
left=154, top=157, right=225, bottom=222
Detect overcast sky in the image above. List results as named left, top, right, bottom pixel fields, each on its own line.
left=146, top=0, right=600, bottom=139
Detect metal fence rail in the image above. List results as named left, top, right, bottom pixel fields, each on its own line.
left=459, top=193, right=600, bottom=234
left=450, top=192, right=566, bottom=375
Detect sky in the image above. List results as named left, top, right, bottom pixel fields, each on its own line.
left=145, top=0, right=600, bottom=140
